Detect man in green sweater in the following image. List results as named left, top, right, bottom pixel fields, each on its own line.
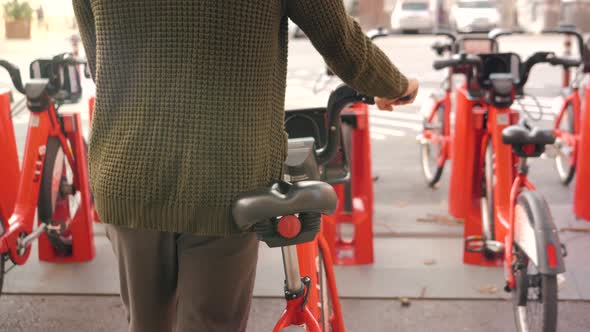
left=73, top=0, right=418, bottom=331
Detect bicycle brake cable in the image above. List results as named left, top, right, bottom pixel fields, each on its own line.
left=516, top=94, right=544, bottom=121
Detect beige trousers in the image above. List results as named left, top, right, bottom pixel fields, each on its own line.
left=105, top=224, right=259, bottom=332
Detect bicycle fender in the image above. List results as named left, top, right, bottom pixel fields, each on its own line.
left=513, top=191, right=565, bottom=274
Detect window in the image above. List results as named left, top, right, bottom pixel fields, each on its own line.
left=402, top=2, right=429, bottom=10
left=457, top=1, right=496, bottom=8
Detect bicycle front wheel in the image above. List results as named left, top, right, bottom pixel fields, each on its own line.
left=554, top=99, right=576, bottom=185
left=420, top=98, right=445, bottom=187
left=37, top=137, right=87, bottom=256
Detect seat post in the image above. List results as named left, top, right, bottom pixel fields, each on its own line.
left=517, top=157, right=528, bottom=175
left=281, top=245, right=303, bottom=293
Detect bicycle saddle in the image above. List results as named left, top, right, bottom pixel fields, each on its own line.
left=502, top=121, right=555, bottom=157
left=233, top=180, right=337, bottom=231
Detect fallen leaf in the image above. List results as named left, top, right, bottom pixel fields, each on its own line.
left=423, top=259, right=436, bottom=266
left=478, top=284, right=499, bottom=294
left=416, top=214, right=463, bottom=226
left=560, top=227, right=590, bottom=233
left=400, top=297, right=411, bottom=307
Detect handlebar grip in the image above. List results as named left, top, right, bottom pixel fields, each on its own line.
left=548, top=56, right=582, bottom=68
left=316, top=85, right=374, bottom=165
left=367, top=28, right=390, bottom=41
left=0, top=60, right=25, bottom=94
left=433, top=58, right=458, bottom=70
left=542, top=27, right=585, bottom=58
left=434, top=30, right=456, bottom=42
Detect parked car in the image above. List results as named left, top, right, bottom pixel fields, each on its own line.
left=390, top=0, right=435, bottom=34
left=450, top=0, right=500, bottom=32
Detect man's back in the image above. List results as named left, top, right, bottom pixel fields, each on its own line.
left=75, top=0, right=407, bottom=236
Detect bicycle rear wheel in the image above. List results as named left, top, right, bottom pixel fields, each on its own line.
left=512, top=194, right=558, bottom=332
left=554, top=102, right=576, bottom=185
left=480, top=141, right=495, bottom=254
left=37, top=137, right=85, bottom=256
left=420, top=98, right=445, bottom=187
left=513, top=248, right=558, bottom=332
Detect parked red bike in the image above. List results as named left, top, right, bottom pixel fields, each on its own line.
left=0, top=53, right=95, bottom=294
left=541, top=26, right=589, bottom=185
left=444, top=39, right=566, bottom=331
left=234, top=85, right=374, bottom=331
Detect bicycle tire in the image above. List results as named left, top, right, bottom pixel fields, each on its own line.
left=554, top=101, right=576, bottom=185
left=480, top=140, right=495, bottom=254
left=0, top=254, right=5, bottom=296
left=420, top=98, right=445, bottom=187
left=318, top=249, right=333, bottom=332
left=37, top=137, right=79, bottom=255
left=512, top=194, right=558, bottom=332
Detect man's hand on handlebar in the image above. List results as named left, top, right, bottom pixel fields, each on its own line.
left=375, top=77, right=419, bottom=111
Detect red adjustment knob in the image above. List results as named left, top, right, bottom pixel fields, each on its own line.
left=276, top=215, right=302, bottom=239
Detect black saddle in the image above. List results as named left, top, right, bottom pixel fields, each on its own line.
left=502, top=121, right=555, bottom=157
left=232, top=181, right=337, bottom=247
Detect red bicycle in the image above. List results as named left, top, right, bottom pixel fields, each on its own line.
left=541, top=26, right=589, bottom=185
left=444, top=45, right=566, bottom=331
left=420, top=30, right=506, bottom=187
left=0, top=54, right=95, bottom=294
left=233, top=85, right=373, bottom=331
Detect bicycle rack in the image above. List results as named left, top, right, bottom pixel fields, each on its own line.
left=322, top=102, right=374, bottom=265
left=448, top=85, right=504, bottom=267
left=0, top=89, right=20, bottom=223
left=574, top=85, right=590, bottom=221
left=38, top=112, right=96, bottom=263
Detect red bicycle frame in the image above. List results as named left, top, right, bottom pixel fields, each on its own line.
left=574, top=82, right=590, bottom=220
left=553, top=81, right=582, bottom=171
left=0, top=96, right=95, bottom=264
left=0, top=89, right=20, bottom=226
left=421, top=74, right=453, bottom=168
left=449, top=83, right=519, bottom=266
left=273, top=234, right=345, bottom=331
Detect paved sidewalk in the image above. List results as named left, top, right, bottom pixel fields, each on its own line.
left=1, top=295, right=590, bottom=332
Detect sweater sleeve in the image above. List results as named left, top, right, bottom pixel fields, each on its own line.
left=72, top=0, right=97, bottom=81
left=287, top=0, right=408, bottom=99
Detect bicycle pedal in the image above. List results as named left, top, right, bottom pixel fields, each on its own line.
left=484, top=240, right=505, bottom=253
left=416, top=134, right=427, bottom=144
left=465, top=235, right=484, bottom=252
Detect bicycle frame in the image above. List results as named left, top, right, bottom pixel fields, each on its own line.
left=554, top=81, right=582, bottom=168
left=574, top=82, right=590, bottom=219
left=422, top=75, right=453, bottom=168
left=273, top=235, right=344, bottom=332
left=0, top=89, right=20, bottom=227
left=0, top=99, right=95, bottom=264
left=480, top=104, right=520, bottom=245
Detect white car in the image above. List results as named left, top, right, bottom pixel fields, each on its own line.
left=450, top=0, right=500, bottom=32
left=390, top=0, right=435, bottom=33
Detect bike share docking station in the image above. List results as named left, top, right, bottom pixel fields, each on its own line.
left=574, top=84, right=590, bottom=221
left=0, top=62, right=95, bottom=264
left=284, top=102, right=374, bottom=265
left=448, top=84, right=518, bottom=267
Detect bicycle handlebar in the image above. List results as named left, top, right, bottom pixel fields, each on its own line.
left=542, top=26, right=585, bottom=59
left=0, top=53, right=87, bottom=97
left=316, top=85, right=374, bottom=165
left=548, top=56, right=582, bottom=68
left=0, top=60, right=25, bottom=94
left=433, top=53, right=482, bottom=71
left=434, top=30, right=457, bottom=42
left=367, top=27, right=391, bottom=41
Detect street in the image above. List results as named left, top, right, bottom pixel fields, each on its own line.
left=1, top=34, right=590, bottom=331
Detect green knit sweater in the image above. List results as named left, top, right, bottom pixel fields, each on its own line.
left=73, top=0, right=408, bottom=236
